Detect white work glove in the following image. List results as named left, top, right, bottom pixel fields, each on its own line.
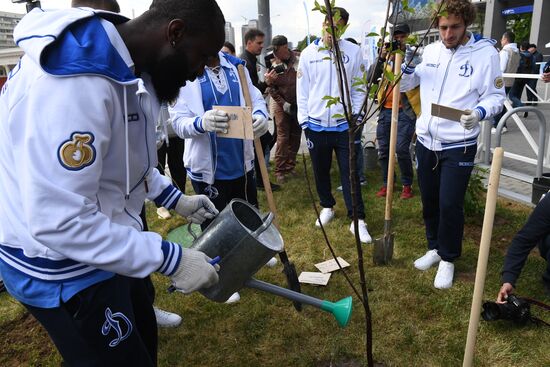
left=404, top=44, right=422, bottom=68
left=201, top=110, right=229, bottom=133
left=252, top=114, right=268, bottom=139
left=169, top=248, right=219, bottom=294
left=175, top=194, right=219, bottom=224
left=460, top=109, right=481, bottom=130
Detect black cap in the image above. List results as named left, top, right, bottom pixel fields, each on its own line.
left=271, top=35, right=288, bottom=47
left=393, top=23, right=410, bottom=35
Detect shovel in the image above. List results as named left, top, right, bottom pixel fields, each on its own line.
left=373, top=52, right=402, bottom=265
left=236, top=64, right=302, bottom=311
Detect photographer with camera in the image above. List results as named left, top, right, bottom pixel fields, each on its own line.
left=497, top=194, right=550, bottom=303
left=264, top=35, right=301, bottom=184
left=369, top=23, right=419, bottom=200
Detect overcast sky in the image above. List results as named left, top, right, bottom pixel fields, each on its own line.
left=1, top=0, right=388, bottom=50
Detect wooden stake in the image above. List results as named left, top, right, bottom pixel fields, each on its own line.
left=463, top=147, right=504, bottom=367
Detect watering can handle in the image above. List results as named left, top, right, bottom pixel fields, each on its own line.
left=250, top=212, right=274, bottom=237
left=187, top=223, right=198, bottom=241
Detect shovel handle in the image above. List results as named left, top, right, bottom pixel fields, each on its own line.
left=236, top=64, right=279, bottom=227
left=384, top=53, right=403, bottom=220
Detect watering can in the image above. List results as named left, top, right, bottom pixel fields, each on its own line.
left=363, top=140, right=378, bottom=170
left=187, top=199, right=353, bottom=328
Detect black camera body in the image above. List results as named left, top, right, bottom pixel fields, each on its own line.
left=544, top=62, right=550, bottom=74
left=482, top=294, right=531, bottom=324
left=11, top=0, right=41, bottom=12
left=385, top=40, right=401, bottom=51
left=264, top=50, right=287, bottom=75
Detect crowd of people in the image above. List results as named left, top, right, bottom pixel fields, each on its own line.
left=0, top=0, right=549, bottom=364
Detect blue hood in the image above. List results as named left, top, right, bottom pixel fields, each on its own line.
left=14, top=7, right=136, bottom=83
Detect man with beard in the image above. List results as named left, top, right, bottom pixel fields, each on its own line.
left=402, top=0, right=505, bottom=289
left=0, top=1, right=225, bottom=365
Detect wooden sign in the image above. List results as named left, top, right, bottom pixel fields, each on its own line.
left=213, top=105, right=253, bottom=140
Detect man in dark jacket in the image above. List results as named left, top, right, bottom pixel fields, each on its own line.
left=239, top=29, right=279, bottom=190
left=526, top=44, right=543, bottom=106
left=497, top=194, right=550, bottom=302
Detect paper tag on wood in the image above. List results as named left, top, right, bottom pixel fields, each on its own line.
left=298, top=272, right=331, bottom=286
left=431, top=103, right=467, bottom=122
left=314, top=257, right=350, bottom=274
left=213, top=105, right=253, bottom=140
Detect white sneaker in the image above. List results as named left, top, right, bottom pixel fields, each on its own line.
left=315, top=208, right=335, bottom=227
left=225, top=292, right=240, bottom=304
left=490, top=127, right=496, bottom=134
left=157, top=207, right=172, bottom=219
left=265, top=257, right=278, bottom=267
left=434, top=260, right=455, bottom=289
left=502, top=126, right=508, bottom=134
left=414, top=249, right=441, bottom=271
left=153, top=307, right=182, bottom=328
left=349, top=220, right=372, bottom=243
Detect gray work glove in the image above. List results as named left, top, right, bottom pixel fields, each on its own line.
left=459, top=109, right=481, bottom=130
left=175, top=194, right=218, bottom=224
left=252, top=114, right=268, bottom=139
left=201, top=110, right=229, bottom=133
left=404, top=44, right=422, bottom=68
left=170, top=248, right=220, bottom=294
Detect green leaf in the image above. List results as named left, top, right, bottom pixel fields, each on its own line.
left=366, top=32, right=379, bottom=37
left=332, top=113, right=345, bottom=119
left=383, top=68, right=395, bottom=83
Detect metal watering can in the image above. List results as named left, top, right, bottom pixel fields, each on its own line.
left=189, top=199, right=353, bottom=328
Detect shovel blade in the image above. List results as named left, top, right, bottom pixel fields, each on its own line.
left=373, top=233, right=394, bottom=265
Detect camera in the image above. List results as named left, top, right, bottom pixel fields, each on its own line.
left=544, top=62, right=550, bottom=74
left=264, top=50, right=287, bottom=75
left=11, top=0, right=41, bottom=12
left=481, top=294, right=531, bottom=324
left=384, top=40, right=401, bottom=51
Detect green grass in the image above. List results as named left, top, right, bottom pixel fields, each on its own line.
left=1, top=155, right=548, bottom=366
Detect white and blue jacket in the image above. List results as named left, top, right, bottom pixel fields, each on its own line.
left=296, top=38, right=366, bottom=132
left=402, top=32, right=506, bottom=151
left=169, top=52, right=267, bottom=185
left=0, top=8, right=183, bottom=307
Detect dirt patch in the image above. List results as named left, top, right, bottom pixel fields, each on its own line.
left=456, top=271, right=476, bottom=283
left=0, top=312, right=57, bottom=366
left=315, top=360, right=386, bottom=367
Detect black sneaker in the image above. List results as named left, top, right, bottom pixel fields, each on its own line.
left=257, top=182, right=281, bottom=191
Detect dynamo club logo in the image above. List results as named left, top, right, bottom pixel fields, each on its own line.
left=101, top=307, right=133, bottom=348
left=58, top=132, right=96, bottom=171
left=459, top=61, right=474, bottom=77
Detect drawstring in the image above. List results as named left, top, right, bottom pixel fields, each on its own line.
left=124, top=85, right=130, bottom=200
left=161, top=103, right=169, bottom=147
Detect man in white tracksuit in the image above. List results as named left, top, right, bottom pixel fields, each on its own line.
left=402, top=0, right=505, bottom=289
left=0, top=2, right=225, bottom=365
left=297, top=7, right=371, bottom=243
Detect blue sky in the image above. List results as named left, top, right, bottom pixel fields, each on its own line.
left=1, top=0, right=388, bottom=50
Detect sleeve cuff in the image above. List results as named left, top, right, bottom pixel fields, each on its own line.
left=194, top=117, right=205, bottom=133
left=501, top=271, right=517, bottom=288
left=157, top=241, right=182, bottom=276
left=153, top=185, right=182, bottom=209
left=253, top=110, right=267, bottom=118
left=475, top=106, right=487, bottom=120
left=402, top=65, right=416, bottom=75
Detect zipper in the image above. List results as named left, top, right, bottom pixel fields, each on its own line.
left=428, top=48, right=455, bottom=150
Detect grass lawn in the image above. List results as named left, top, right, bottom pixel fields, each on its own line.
left=1, top=154, right=549, bottom=366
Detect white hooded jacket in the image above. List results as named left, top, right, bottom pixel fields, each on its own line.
left=0, top=8, right=183, bottom=302
left=402, top=32, right=506, bottom=151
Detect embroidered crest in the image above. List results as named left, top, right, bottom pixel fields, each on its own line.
left=101, top=307, right=133, bottom=348
left=458, top=61, right=474, bottom=77
left=297, top=68, right=303, bottom=79
left=58, top=132, right=96, bottom=171
left=494, top=76, right=504, bottom=89
left=342, top=53, right=350, bottom=64
left=306, top=138, right=314, bottom=150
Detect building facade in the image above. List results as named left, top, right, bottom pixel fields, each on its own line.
left=0, top=11, right=23, bottom=49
